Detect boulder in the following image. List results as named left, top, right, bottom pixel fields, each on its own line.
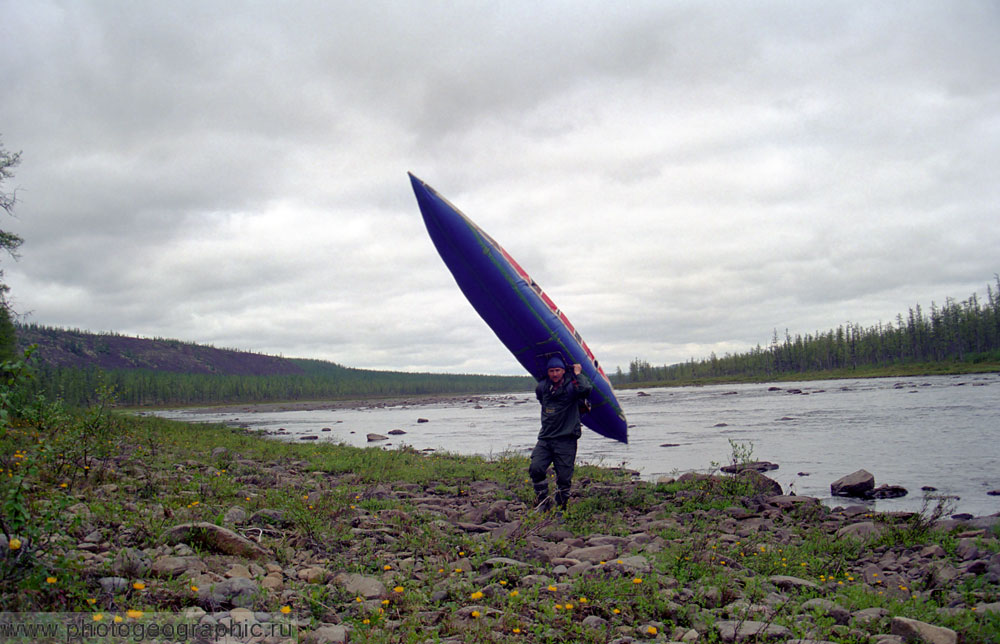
left=737, top=470, right=783, bottom=496
left=161, top=522, right=271, bottom=560
left=835, top=521, right=884, bottom=541
left=715, top=620, right=791, bottom=642
left=831, top=469, right=875, bottom=497
left=890, top=616, right=957, bottom=644
left=865, top=484, right=908, bottom=499
left=366, top=433, right=388, bottom=442
left=565, top=544, right=616, bottom=564
left=199, top=577, right=259, bottom=609
left=720, top=461, right=778, bottom=474
left=112, top=548, right=151, bottom=577
left=151, top=555, right=206, bottom=578
left=768, top=575, right=820, bottom=591
left=305, top=625, right=349, bottom=644
left=333, top=572, right=385, bottom=599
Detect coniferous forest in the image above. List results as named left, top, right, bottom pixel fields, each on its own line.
left=14, top=324, right=532, bottom=407
left=617, top=277, right=1000, bottom=385
left=13, top=278, right=1000, bottom=404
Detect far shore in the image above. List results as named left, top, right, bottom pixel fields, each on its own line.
left=148, top=392, right=530, bottom=415
left=139, top=364, right=1000, bottom=415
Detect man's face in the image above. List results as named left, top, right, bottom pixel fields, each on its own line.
left=548, top=367, right=565, bottom=383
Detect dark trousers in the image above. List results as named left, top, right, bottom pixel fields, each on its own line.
left=529, top=437, right=578, bottom=508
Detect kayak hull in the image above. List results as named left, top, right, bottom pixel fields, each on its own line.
left=409, top=173, right=628, bottom=443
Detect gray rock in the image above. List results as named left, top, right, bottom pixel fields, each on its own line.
left=768, top=575, right=821, bottom=591
left=161, top=522, right=271, bottom=560
left=720, top=460, right=778, bottom=473
left=835, top=521, right=884, bottom=541
left=801, top=598, right=850, bottom=625
left=738, top=469, right=783, bottom=496
left=112, top=548, right=151, bottom=577
left=305, top=624, right=349, bottom=644
left=482, top=557, right=528, bottom=568
left=152, top=555, right=206, bottom=578
left=852, top=606, right=889, bottom=625
left=565, top=544, right=616, bottom=563
left=581, top=615, right=608, bottom=629
left=250, top=509, right=290, bottom=527
left=831, top=469, right=875, bottom=497
left=865, top=484, right=908, bottom=499
left=333, top=572, right=386, bottom=599
left=955, top=538, right=979, bottom=561
left=201, top=577, right=259, bottom=609
left=298, top=567, right=328, bottom=584
left=715, top=619, right=791, bottom=642
left=890, top=616, right=957, bottom=644
left=223, top=506, right=248, bottom=525
left=366, top=433, right=388, bottom=441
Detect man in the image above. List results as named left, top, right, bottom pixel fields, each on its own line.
left=529, top=356, right=592, bottom=511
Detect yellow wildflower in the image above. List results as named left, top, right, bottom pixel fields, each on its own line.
left=471, top=610, right=481, bottom=618
left=647, top=626, right=658, bottom=635
left=132, top=582, right=146, bottom=590
left=92, top=614, right=103, bottom=622
left=393, top=586, right=404, bottom=593
left=126, top=610, right=143, bottom=619
left=632, top=577, right=642, bottom=584
left=470, top=591, right=483, bottom=600
left=280, top=605, right=291, bottom=614
left=46, top=577, right=57, bottom=584
left=8, top=538, right=21, bottom=551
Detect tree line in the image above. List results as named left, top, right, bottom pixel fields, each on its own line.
left=20, top=359, right=534, bottom=407
left=617, top=277, right=1000, bottom=384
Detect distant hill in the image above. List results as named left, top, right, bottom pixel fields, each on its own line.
left=13, top=323, right=533, bottom=407
left=15, top=324, right=310, bottom=376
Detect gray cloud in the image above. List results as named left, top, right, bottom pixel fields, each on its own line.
left=2, top=1, right=998, bottom=375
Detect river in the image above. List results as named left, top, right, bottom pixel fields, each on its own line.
left=155, top=372, right=1000, bottom=518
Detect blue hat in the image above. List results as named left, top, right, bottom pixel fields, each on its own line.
left=546, top=356, right=566, bottom=370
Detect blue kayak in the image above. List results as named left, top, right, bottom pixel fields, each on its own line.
left=409, top=173, right=628, bottom=443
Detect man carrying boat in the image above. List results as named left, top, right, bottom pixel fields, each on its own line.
left=530, top=356, right=592, bottom=512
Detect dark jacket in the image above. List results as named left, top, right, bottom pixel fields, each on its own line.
left=535, top=370, right=593, bottom=440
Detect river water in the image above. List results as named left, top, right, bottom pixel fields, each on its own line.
left=156, top=372, right=1000, bottom=518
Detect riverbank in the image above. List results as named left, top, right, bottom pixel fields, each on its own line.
left=156, top=393, right=518, bottom=415
left=618, top=361, right=1000, bottom=390
left=2, top=414, right=999, bottom=643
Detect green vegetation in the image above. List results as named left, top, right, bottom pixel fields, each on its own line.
left=23, top=361, right=533, bottom=408
left=618, top=277, right=1000, bottom=387
left=15, top=324, right=533, bottom=407
left=0, top=138, right=24, bottom=363
left=2, top=350, right=998, bottom=643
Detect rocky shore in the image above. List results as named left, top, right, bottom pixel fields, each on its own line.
left=14, top=430, right=998, bottom=644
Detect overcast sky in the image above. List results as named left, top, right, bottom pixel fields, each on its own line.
left=1, top=1, right=998, bottom=375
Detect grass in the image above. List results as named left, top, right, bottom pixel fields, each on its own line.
left=2, top=358, right=999, bottom=642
